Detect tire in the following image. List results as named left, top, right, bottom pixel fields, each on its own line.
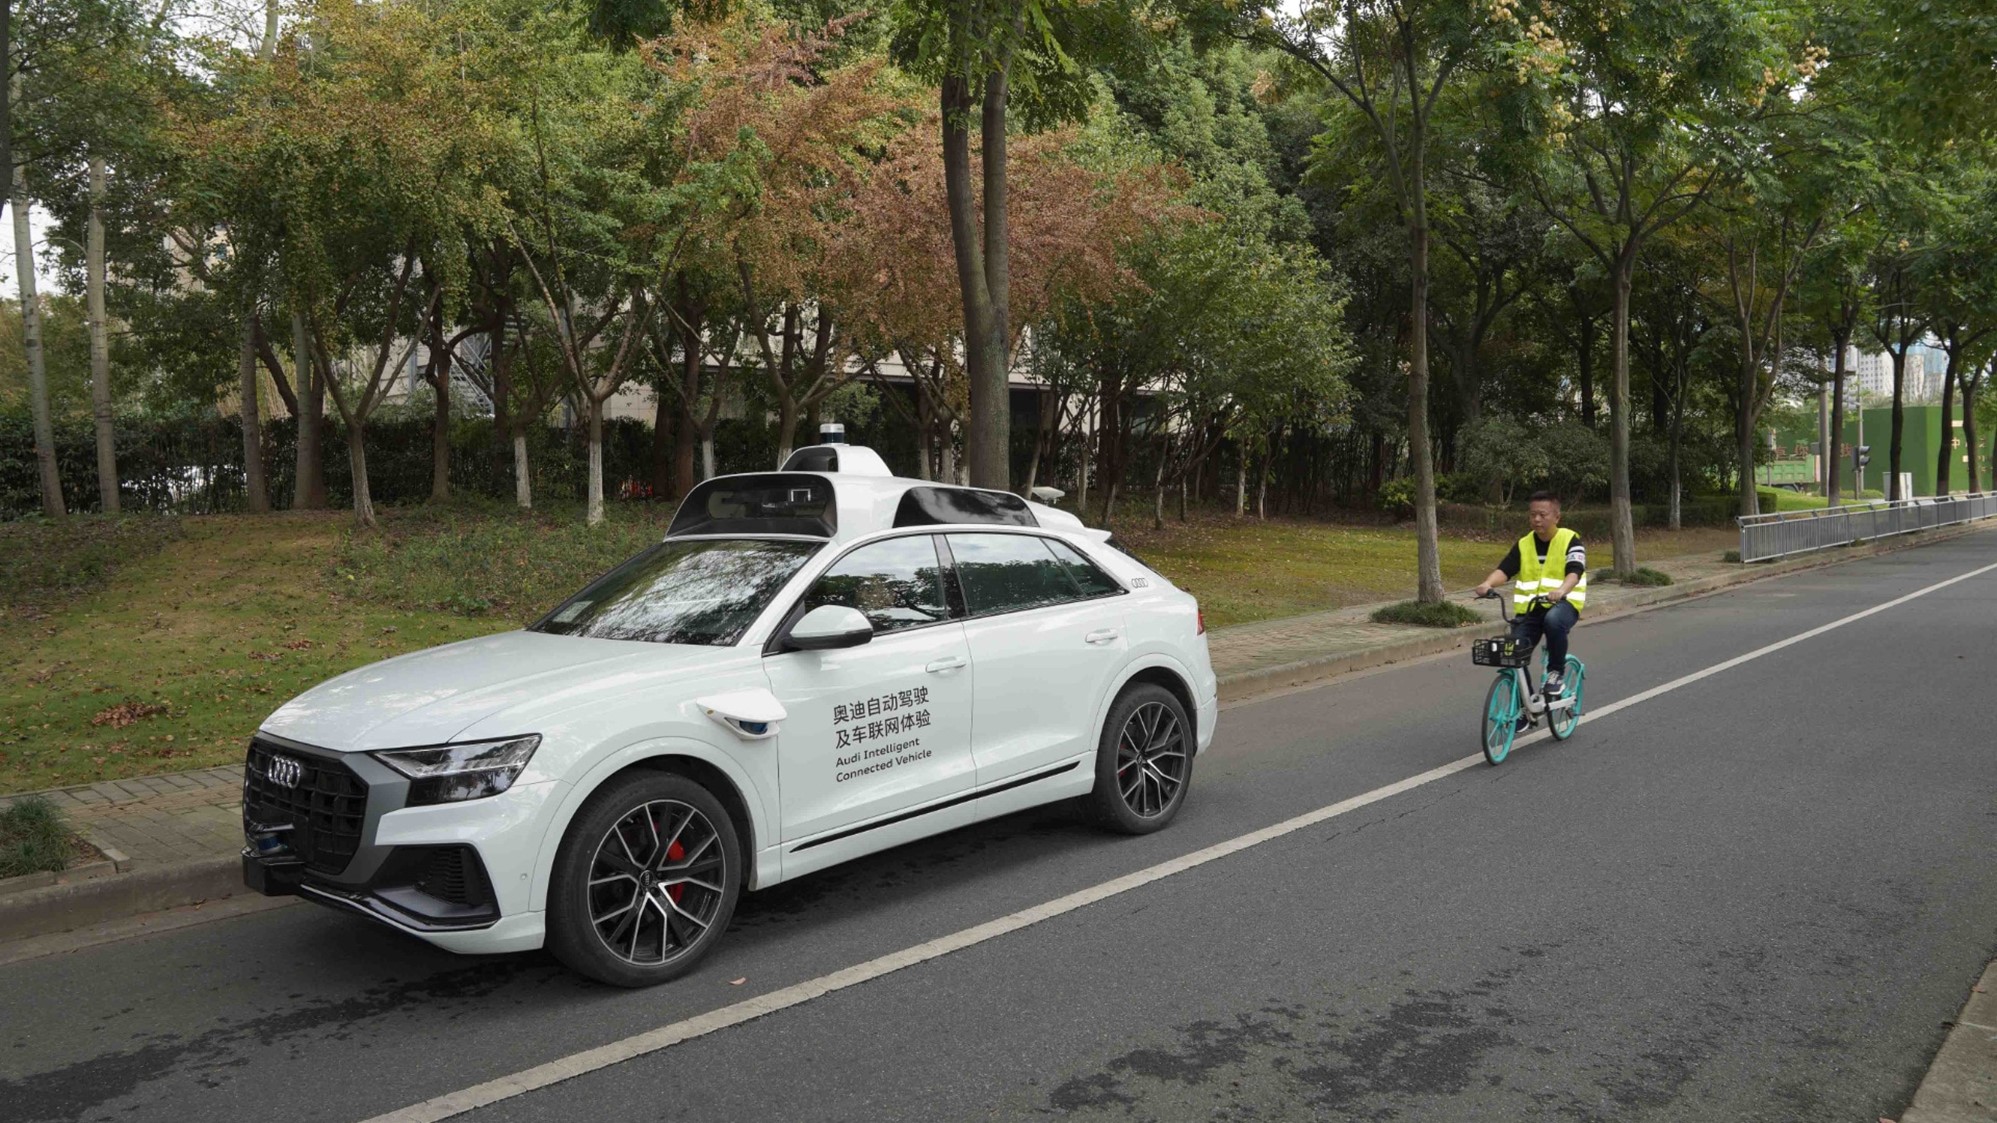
left=1482, top=674, right=1519, bottom=766
left=546, top=771, right=742, bottom=988
left=1085, top=683, right=1194, bottom=835
left=1547, top=656, right=1585, bottom=741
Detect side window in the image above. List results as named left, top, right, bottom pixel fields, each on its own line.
left=801, top=536, right=951, bottom=635
left=1044, top=538, right=1124, bottom=598
left=948, top=534, right=1082, bottom=616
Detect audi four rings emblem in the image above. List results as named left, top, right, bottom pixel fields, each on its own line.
left=267, top=755, right=304, bottom=788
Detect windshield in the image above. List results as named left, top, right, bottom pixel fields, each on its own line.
left=531, top=539, right=822, bottom=646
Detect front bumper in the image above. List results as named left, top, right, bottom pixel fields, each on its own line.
left=241, top=733, right=559, bottom=948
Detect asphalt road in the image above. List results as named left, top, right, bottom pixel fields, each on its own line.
left=5, top=532, right=1997, bottom=1123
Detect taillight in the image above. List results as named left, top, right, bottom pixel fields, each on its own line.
left=1196, top=606, right=1205, bottom=635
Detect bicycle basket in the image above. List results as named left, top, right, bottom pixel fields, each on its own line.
left=1471, top=636, right=1532, bottom=668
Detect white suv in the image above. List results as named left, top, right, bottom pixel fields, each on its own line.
left=241, top=444, right=1218, bottom=986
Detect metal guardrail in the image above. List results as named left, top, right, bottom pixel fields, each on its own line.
left=1736, top=493, right=1997, bottom=563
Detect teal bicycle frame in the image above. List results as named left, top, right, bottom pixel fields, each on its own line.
left=1473, top=591, right=1586, bottom=765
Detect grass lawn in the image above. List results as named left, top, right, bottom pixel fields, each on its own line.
left=0, top=501, right=1735, bottom=794
left=1111, top=510, right=1737, bottom=629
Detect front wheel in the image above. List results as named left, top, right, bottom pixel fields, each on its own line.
left=1085, top=683, right=1193, bottom=834
left=1547, top=656, right=1585, bottom=741
left=546, top=772, right=742, bottom=988
left=1482, top=673, right=1520, bottom=765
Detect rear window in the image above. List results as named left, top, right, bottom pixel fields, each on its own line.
left=532, top=539, right=821, bottom=646
left=669, top=475, right=837, bottom=538
left=947, top=533, right=1082, bottom=616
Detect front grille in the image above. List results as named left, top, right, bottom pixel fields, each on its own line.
left=243, top=738, right=368, bottom=875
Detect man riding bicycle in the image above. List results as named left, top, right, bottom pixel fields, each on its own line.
left=1473, top=490, right=1587, bottom=705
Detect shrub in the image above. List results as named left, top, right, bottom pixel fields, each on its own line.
left=1722, top=549, right=1741, bottom=563
left=1620, top=567, right=1672, bottom=586
left=1372, top=599, right=1482, bottom=627
left=1377, top=476, right=1416, bottom=518
left=0, top=796, right=74, bottom=878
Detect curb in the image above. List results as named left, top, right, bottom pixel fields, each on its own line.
left=1216, top=523, right=1988, bottom=704
left=1899, top=959, right=1997, bottom=1122
left=0, top=856, right=241, bottom=944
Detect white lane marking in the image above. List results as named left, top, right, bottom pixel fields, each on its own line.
left=362, top=557, right=1997, bottom=1123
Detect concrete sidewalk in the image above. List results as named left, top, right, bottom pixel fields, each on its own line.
left=0, top=523, right=1986, bottom=948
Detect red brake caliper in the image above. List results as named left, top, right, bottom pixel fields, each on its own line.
left=665, top=840, right=686, bottom=902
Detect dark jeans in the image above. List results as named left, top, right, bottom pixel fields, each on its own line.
left=1511, top=601, right=1579, bottom=670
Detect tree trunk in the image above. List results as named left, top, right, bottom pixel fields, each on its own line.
left=941, top=69, right=1011, bottom=492
left=1816, top=381, right=1829, bottom=496
left=674, top=319, right=700, bottom=497
left=1578, top=311, right=1597, bottom=428
left=701, top=436, right=716, bottom=482
left=1151, top=448, right=1166, bottom=531
left=292, top=312, right=327, bottom=508
left=14, top=158, right=64, bottom=517
left=1608, top=258, right=1638, bottom=572
left=345, top=421, right=376, bottom=528
left=512, top=424, right=532, bottom=510
left=1889, top=345, right=1907, bottom=500
left=1827, top=334, right=1847, bottom=508
left=1667, top=411, right=1683, bottom=533
left=1936, top=345, right=1959, bottom=495
left=1962, top=366, right=1983, bottom=495
left=774, top=394, right=797, bottom=468
left=1257, top=437, right=1271, bottom=520
left=650, top=373, right=674, bottom=500
left=490, top=324, right=513, bottom=484
left=586, top=396, right=606, bottom=526
left=1235, top=444, right=1247, bottom=516
left=428, top=317, right=452, bottom=502
left=915, top=390, right=934, bottom=481
left=86, top=156, right=119, bottom=513
left=1735, top=348, right=1761, bottom=519
left=1076, top=400, right=1090, bottom=513
left=238, top=317, right=270, bottom=513
left=1406, top=161, right=1444, bottom=604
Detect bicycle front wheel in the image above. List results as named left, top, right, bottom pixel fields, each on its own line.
left=1482, top=673, right=1519, bottom=765
left=1548, top=656, right=1585, bottom=741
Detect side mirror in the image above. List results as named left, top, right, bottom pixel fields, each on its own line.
left=787, top=605, right=874, bottom=651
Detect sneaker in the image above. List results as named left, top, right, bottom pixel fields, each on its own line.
left=1543, top=671, right=1565, bottom=698
left=1514, top=713, right=1533, bottom=734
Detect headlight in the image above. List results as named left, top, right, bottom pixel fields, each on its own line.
left=372, top=735, right=541, bottom=806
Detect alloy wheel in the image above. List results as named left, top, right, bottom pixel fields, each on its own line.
left=1117, top=701, right=1187, bottom=818
left=585, top=799, right=728, bottom=967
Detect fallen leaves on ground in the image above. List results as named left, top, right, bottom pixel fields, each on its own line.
left=89, top=701, right=170, bottom=729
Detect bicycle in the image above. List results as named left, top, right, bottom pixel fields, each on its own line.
left=1470, top=590, right=1586, bottom=765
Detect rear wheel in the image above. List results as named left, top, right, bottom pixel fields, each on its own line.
left=1548, top=656, right=1585, bottom=741
left=1085, top=684, right=1193, bottom=834
left=547, top=772, right=741, bottom=988
left=1482, top=674, right=1519, bottom=765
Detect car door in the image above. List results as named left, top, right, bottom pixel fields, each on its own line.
left=945, top=532, right=1129, bottom=785
left=762, top=534, right=975, bottom=843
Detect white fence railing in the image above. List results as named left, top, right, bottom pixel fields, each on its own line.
left=1736, top=494, right=1997, bottom=563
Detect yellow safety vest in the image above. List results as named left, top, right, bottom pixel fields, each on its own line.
left=1515, top=527, right=1586, bottom=616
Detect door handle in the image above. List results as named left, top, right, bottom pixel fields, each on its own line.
left=1085, top=629, right=1120, bottom=645
left=925, top=656, right=967, bottom=673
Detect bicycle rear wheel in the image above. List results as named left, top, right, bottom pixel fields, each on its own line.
left=1548, top=656, right=1585, bottom=741
left=1482, top=673, right=1520, bottom=765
